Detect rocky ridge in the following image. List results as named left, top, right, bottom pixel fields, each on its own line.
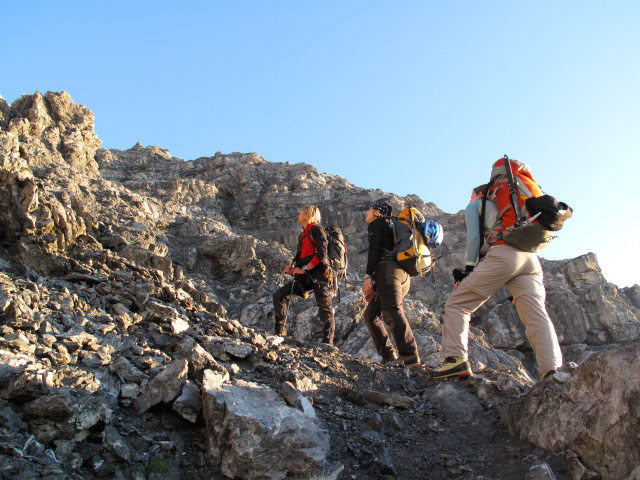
left=0, top=91, right=638, bottom=479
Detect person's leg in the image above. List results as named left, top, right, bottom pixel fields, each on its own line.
left=310, top=269, right=335, bottom=344
left=363, top=297, right=396, bottom=360
left=440, top=245, right=521, bottom=360
left=377, top=263, right=419, bottom=360
left=506, top=254, right=563, bottom=377
left=273, top=280, right=296, bottom=335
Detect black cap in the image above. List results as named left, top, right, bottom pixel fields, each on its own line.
left=370, top=200, right=392, bottom=217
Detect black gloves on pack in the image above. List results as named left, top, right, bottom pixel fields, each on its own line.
left=452, top=265, right=474, bottom=283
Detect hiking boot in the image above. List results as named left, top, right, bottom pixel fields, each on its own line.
left=318, top=342, right=338, bottom=353
left=387, top=354, right=421, bottom=367
left=275, top=325, right=287, bottom=337
left=321, top=336, right=334, bottom=346
left=430, top=356, right=472, bottom=379
left=540, top=369, right=556, bottom=382
left=380, top=352, right=398, bottom=365
left=399, top=354, right=421, bottom=367
left=541, top=369, right=571, bottom=384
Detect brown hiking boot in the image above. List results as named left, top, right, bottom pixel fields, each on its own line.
left=275, top=325, right=287, bottom=337
left=387, top=354, right=421, bottom=367
left=380, top=352, right=398, bottom=365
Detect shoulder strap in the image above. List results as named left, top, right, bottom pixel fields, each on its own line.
left=296, top=226, right=316, bottom=261
left=387, top=216, right=399, bottom=254
left=307, top=224, right=324, bottom=246
left=479, top=179, right=495, bottom=252
left=299, top=225, right=318, bottom=244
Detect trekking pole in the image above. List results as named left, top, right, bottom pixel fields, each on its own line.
left=502, top=154, right=525, bottom=227
left=283, top=278, right=296, bottom=326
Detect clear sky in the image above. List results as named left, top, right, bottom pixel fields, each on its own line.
left=3, top=1, right=639, bottom=287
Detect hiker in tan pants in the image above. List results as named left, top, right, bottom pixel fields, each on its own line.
left=431, top=186, right=563, bottom=381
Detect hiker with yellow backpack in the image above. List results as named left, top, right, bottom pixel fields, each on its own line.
left=431, top=156, right=572, bottom=381
left=362, top=201, right=443, bottom=366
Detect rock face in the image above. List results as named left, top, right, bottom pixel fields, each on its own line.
left=0, top=92, right=100, bottom=275
left=201, top=370, right=330, bottom=480
left=501, top=339, right=640, bottom=480
left=0, top=90, right=637, bottom=479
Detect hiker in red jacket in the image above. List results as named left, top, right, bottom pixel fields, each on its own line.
left=273, top=205, right=335, bottom=345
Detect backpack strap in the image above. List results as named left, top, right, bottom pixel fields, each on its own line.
left=479, top=179, right=495, bottom=253
left=294, top=227, right=315, bottom=263
left=305, top=224, right=328, bottom=267
left=295, top=227, right=315, bottom=266
left=381, top=215, right=398, bottom=260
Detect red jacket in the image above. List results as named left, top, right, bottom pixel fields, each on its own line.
left=295, top=223, right=326, bottom=269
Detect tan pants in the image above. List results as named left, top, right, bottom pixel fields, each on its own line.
left=441, top=244, right=562, bottom=374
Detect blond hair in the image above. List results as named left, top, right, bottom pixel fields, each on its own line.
left=301, top=205, right=321, bottom=224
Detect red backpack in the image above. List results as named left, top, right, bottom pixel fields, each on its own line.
left=487, top=157, right=543, bottom=245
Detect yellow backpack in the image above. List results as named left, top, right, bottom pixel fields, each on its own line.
left=386, top=207, right=432, bottom=277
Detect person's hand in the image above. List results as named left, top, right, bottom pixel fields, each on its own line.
left=292, top=267, right=306, bottom=275
left=364, top=290, right=376, bottom=302
left=363, top=277, right=374, bottom=296
left=453, top=265, right=475, bottom=284
left=452, top=268, right=466, bottom=283
left=283, top=265, right=294, bottom=276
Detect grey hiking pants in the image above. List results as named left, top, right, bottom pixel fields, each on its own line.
left=441, top=244, right=562, bottom=374
left=363, top=261, right=419, bottom=358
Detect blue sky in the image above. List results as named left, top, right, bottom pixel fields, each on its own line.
left=3, top=1, right=639, bottom=287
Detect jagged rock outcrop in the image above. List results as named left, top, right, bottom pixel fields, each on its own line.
left=0, top=90, right=637, bottom=479
left=0, top=91, right=102, bottom=274
left=501, top=338, right=640, bottom=480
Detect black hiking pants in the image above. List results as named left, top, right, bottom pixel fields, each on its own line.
left=273, top=267, right=335, bottom=344
left=363, top=261, right=419, bottom=359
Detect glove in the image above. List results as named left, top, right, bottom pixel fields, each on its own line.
left=452, top=265, right=475, bottom=283
left=452, top=268, right=467, bottom=283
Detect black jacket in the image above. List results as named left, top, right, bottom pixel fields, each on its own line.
left=366, top=218, right=394, bottom=276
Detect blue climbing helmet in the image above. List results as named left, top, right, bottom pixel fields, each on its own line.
left=422, top=220, right=444, bottom=248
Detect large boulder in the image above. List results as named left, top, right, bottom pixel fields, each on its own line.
left=134, top=359, right=188, bottom=414
left=201, top=370, right=330, bottom=480
left=500, top=339, right=640, bottom=480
